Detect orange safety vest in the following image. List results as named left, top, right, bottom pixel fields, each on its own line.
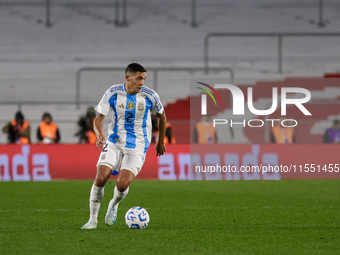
left=196, top=121, right=216, bottom=144
left=86, top=130, right=97, bottom=144
left=39, top=121, right=58, bottom=143
left=11, top=119, right=30, bottom=144
left=272, top=126, right=294, bottom=144
left=164, top=122, right=176, bottom=144
left=152, top=122, right=176, bottom=144
left=85, top=118, right=96, bottom=144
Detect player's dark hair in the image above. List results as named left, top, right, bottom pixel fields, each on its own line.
left=334, top=119, right=340, bottom=126
left=125, top=63, right=147, bottom=74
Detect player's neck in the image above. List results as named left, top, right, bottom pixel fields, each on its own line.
left=125, top=83, right=137, bottom=95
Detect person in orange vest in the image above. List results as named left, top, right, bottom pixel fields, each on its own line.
left=194, top=113, right=217, bottom=144
left=75, top=106, right=96, bottom=144
left=85, top=107, right=96, bottom=144
left=2, top=111, right=31, bottom=144
left=271, top=118, right=295, bottom=144
left=152, top=120, right=176, bottom=144
left=37, top=112, right=61, bottom=144
left=164, top=122, right=176, bottom=144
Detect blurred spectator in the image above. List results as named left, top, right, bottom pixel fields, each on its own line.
left=194, top=114, right=217, bottom=144
left=37, top=112, right=61, bottom=144
left=323, top=119, right=340, bottom=143
left=75, top=106, right=96, bottom=144
left=151, top=114, right=158, bottom=143
left=271, top=118, right=295, bottom=144
left=2, top=111, right=31, bottom=144
left=164, top=122, right=176, bottom=144
left=151, top=114, right=176, bottom=144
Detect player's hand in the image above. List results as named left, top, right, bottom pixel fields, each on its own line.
left=155, top=142, right=166, bottom=156
left=96, top=134, right=106, bottom=149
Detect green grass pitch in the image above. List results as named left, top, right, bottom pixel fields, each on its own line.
left=0, top=180, right=339, bottom=255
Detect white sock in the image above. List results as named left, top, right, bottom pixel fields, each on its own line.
left=89, top=184, right=104, bottom=222
left=110, top=185, right=129, bottom=208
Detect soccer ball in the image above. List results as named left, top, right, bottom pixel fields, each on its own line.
left=125, top=206, right=150, bottom=229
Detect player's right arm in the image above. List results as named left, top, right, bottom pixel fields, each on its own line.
left=94, top=86, right=116, bottom=149
left=94, top=113, right=106, bottom=149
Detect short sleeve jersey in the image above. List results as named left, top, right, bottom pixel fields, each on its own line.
left=95, top=84, right=164, bottom=153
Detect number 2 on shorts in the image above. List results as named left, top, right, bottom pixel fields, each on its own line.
left=102, top=143, right=108, bottom=152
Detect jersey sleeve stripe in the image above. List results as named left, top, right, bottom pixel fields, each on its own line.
left=142, top=87, right=160, bottom=105
left=103, top=84, right=124, bottom=99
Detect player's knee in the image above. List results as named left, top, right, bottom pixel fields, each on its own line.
left=116, top=177, right=131, bottom=192
left=116, top=170, right=135, bottom=192
left=94, top=178, right=105, bottom=187
left=116, top=181, right=129, bottom=192
left=94, top=166, right=111, bottom=187
left=94, top=174, right=107, bottom=187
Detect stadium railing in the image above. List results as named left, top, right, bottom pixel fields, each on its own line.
left=204, top=32, right=340, bottom=74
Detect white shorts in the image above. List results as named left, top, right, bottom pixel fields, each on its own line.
left=97, top=141, right=145, bottom=176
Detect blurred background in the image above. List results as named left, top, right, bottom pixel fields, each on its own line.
left=1, top=0, right=340, bottom=144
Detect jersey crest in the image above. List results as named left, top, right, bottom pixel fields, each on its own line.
left=138, top=101, right=145, bottom=111
left=128, top=102, right=134, bottom=110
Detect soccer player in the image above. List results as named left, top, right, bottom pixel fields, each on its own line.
left=81, top=63, right=166, bottom=229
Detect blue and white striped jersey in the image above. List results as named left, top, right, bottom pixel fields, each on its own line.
left=95, top=84, right=164, bottom=153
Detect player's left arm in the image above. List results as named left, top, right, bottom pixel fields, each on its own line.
left=155, top=111, right=166, bottom=156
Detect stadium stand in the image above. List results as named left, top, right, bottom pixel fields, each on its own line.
left=1, top=0, right=340, bottom=143
left=242, top=77, right=340, bottom=143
